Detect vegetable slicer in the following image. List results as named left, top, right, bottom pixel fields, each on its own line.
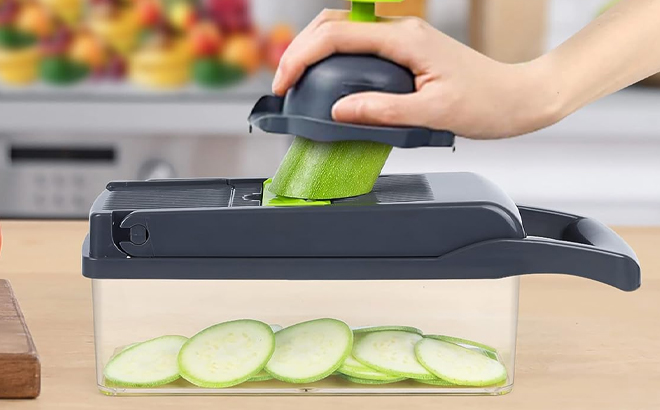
left=82, top=172, right=641, bottom=395
left=82, top=0, right=641, bottom=397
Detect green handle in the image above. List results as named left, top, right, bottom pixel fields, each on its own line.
left=349, top=0, right=403, bottom=22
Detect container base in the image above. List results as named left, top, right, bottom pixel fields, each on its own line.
left=98, top=378, right=514, bottom=396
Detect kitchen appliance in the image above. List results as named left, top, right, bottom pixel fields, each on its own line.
left=0, top=133, right=289, bottom=219
left=82, top=0, right=641, bottom=397
left=82, top=172, right=641, bottom=396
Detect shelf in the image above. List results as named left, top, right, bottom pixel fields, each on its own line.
left=0, top=73, right=273, bottom=136
left=1, top=82, right=659, bottom=138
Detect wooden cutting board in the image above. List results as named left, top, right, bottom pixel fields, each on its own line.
left=0, top=280, right=40, bottom=399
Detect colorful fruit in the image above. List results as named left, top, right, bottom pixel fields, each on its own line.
left=40, top=27, right=72, bottom=56
left=69, top=33, right=106, bottom=69
left=17, top=4, right=53, bottom=38
left=89, top=6, right=140, bottom=55
left=0, top=26, right=36, bottom=49
left=0, top=0, right=20, bottom=25
left=264, top=24, right=294, bottom=71
left=192, top=57, right=243, bottom=87
left=188, top=22, right=222, bottom=57
left=130, top=38, right=191, bottom=89
left=40, top=55, right=89, bottom=84
left=105, top=53, right=126, bottom=79
left=0, top=45, right=39, bottom=84
left=169, top=1, right=196, bottom=31
left=202, top=0, right=251, bottom=34
left=136, top=0, right=161, bottom=27
left=221, top=34, right=260, bottom=74
left=41, top=0, right=83, bottom=25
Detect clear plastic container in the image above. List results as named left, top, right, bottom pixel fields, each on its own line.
left=92, top=277, right=520, bottom=396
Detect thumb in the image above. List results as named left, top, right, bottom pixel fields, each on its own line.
left=332, top=92, right=425, bottom=128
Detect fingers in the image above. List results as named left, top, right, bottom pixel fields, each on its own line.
left=331, top=91, right=430, bottom=128
left=273, top=13, right=428, bottom=95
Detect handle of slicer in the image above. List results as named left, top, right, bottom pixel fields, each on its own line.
left=514, top=206, right=641, bottom=290
left=519, top=206, right=639, bottom=263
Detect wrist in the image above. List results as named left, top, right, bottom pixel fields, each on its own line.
left=513, top=56, right=568, bottom=134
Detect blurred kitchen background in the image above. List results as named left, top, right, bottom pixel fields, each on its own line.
left=0, top=0, right=658, bottom=225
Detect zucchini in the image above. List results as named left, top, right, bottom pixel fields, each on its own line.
left=353, top=326, right=423, bottom=336
left=339, top=355, right=407, bottom=382
left=103, top=335, right=187, bottom=387
left=178, top=319, right=275, bottom=388
left=265, top=318, right=353, bottom=383
left=415, top=378, right=455, bottom=386
left=414, top=338, right=507, bottom=387
left=268, top=137, right=392, bottom=200
left=425, top=334, right=499, bottom=361
left=352, top=331, right=435, bottom=380
left=248, top=370, right=274, bottom=382
left=270, top=324, right=283, bottom=333
left=339, top=373, right=406, bottom=385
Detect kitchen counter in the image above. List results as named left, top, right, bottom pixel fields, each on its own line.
left=0, top=221, right=658, bottom=410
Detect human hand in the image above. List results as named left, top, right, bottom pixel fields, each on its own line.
left=272, top=10, right=561, bottom=140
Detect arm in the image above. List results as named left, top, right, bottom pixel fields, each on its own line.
left=541, top=0, right=660, bottom=118
left=272, top=1, right=660, bottom=139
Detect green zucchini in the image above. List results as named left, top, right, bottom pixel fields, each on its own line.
left=352, top=326, right=423, bottom=335
left=178, top=319, right=275, bottom=388
left=414, top=338, right=507, bottom=387
left=268, top=137, right=392, bottom=200
left=339, top=373, right=406, bottom=385
left=352, top=331, right=435, bottom=380
left=103, top=335, right=188, bottom=387
left=265, top=318, right=353, bottom=383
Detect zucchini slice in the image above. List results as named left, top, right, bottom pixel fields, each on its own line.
left=103, top=335, right=188, bottom=387
left=338, top=355, right=406, bottom=382
left=268, top=137, right=392, bottom=200
left=425, top=334, right=499, bottom=361
left=339, top=374, right=406, bottom=385
left=353, top=331, right=435, bottom=380
left=270, top=324, right=284, bottom=333
left=353, top=326, right=423, bottom=335
left=414, top=338, right=507, bottom=387
left=178, top=319, right=275, bottom=388
left=248, top=370, right=274, bottom=382
left=265, top=318, right=353, bottom=383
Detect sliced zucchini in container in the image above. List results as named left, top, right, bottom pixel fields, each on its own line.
left=103, top=335, right=188, bottom=387
left=339, top=374, right=406, bottom=385
left=425, top=334, right=499, bottom=360
left=248, top=370, right=274, bottom=382
left=352, top=326, right=423, bottom=335
left=338, top=355, right=406, bottom=382
left=414, top=338, right=507, bottom=387
left=415, top=378, right=455, bottom=386
left=353, top=331, right=435, bottom=380
left=265, top=318, right=353, bottom=383
left=268, top=137, right=392, bottom=200
left=178, top=319, right=275, bottom=388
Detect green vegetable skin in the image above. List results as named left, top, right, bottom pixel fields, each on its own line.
left=268, top=138, right=392, bottom=200
left=268, top=0, right=402, bottom=200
